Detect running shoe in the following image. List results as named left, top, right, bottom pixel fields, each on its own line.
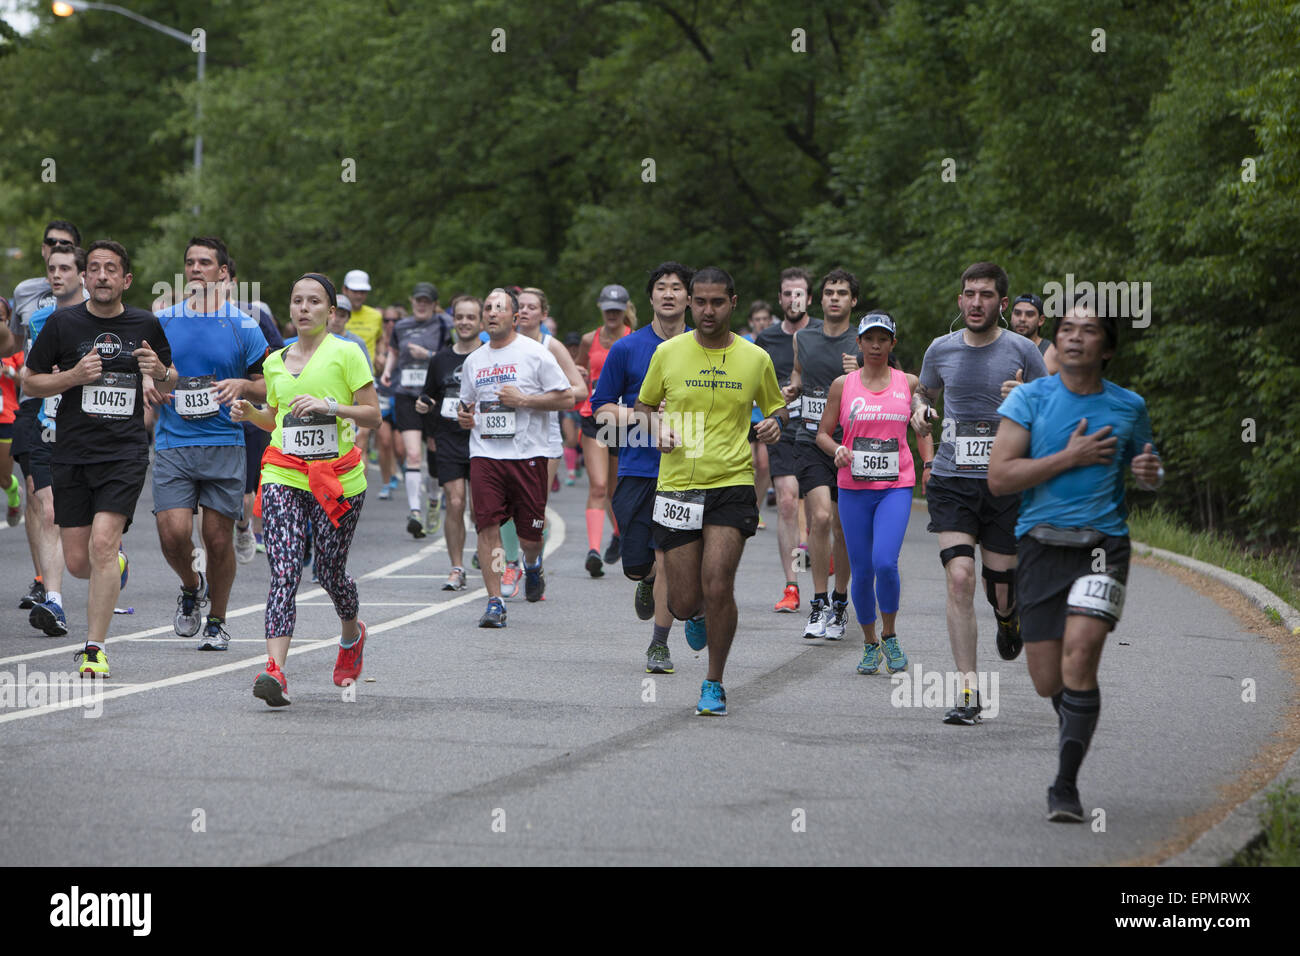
left=174, top=573, right=209, bottom=638
left=695, top=679, right=727, bottom=716
left=254, top=532, right=265, bottom=554
left=996, top=612, right=1023, bottom=661
left=1047, top=783, right=1085, bottom=823
left=881, top=634, right=908, bottom=674
left=803, top=598, right=827, bottom=639
left=426, top=496, right=442, bottom=535
left=407, top=510, right=426, bottom=539
left=443, top=567, right=467, bottom=591
left=646, top=642, right=674, bottom=674
left=471, top=552, right=480, bottom=570
left=634, top=578, right=655, bottom=621
left=943, top=688, right=982, bottom=725
left=75, top=645, right=109, bottom=678
left=5, top=474, right=20, bottom=526
left=765, top=487, right=776, bottom=508
left=478, top=597, right=507, bottom=628
left=386, top=475, right=400, bottom=493
left=824, top=599, right=848, bottom=640
left=29, top=599, right=68, bottom=637
left=501, top=562, right=522, bottom=599
left=377, top=484, right=392, bottom=501
left=333, top=620, right=366, bottom=686
left=118, top=549, right=129, bottom=590
left=756, top=517, right=766, bottom=531
left=565, top=471, right=576, bottom=486
left=604, top=534, right=622, bottom=565
left=856, top=641, right=883, bottom=675
left=253, top=659, right=290, bottom=707
left=19, top=578, right=45, bottom=610
left=197, top=617, right=230, bottom=651
left=234, top=524, right=256, bottom=564
left=524, top=561, right=545, bottom=603
left=685, top=613, right=707, bottom=651
left=774, top=584, right=799, bottom=613
left=585, top=548, right=604, bottom=578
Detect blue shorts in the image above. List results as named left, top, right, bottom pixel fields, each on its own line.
left=610, top=474, right=658, bottom=578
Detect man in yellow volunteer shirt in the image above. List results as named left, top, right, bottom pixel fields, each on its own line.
left=342, top=269, right=384, bottom=370
left=635, top=266, right=785, bottom=717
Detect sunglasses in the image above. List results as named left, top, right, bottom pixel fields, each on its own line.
left=44, top=238, right=74, bottom=248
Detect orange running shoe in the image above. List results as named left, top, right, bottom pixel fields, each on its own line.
left=774, top=584, right=800, bottom=613
left=334, top=620, right=367, bottom=687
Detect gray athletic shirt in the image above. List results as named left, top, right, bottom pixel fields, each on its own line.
left=755, top=317, right=821, bottom=441
left=794, top=322, right=861, bottom=445
left=919, top=328, right=1048, bottom=478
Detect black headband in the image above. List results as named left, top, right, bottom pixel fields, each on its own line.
left=298, top=272, right=336, bottom=305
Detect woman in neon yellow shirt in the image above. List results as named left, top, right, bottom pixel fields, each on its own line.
left=233, top=273, right=381, bottom=707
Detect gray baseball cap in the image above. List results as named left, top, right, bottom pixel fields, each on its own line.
left=335, top=295, right=353, bottom=314
left=411, top=282, right=438, bottom=300
left=597, top=284, right=630, bottom=311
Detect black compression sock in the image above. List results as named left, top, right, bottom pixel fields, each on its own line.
left=814, top=592, right=828, bottom=605
left=1056, top=686, right=1101, bottom=789
left=831, top=590, right=847, bottom=605
left=1051, top=690, right=1063, bottom=721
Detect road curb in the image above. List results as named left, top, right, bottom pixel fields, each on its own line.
left=1132, top=541, right=1300, bottom=866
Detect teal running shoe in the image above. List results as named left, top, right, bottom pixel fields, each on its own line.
left=684, top=613, right=707, bottom=651
left=695, top=679, right=727, bottom=716
left=856, top=641, right=883, bottom=675
left=882, top=634, right=908, bottom=674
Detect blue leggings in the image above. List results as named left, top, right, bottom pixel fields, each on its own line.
left=836, top=486, right=912, bottom=626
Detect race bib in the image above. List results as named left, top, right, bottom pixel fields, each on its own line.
left=653, top=489, right=705, bottom=531
left=400, top=365, right=427, bottom=389
left=1067, top=574, right=1126, bottom=624
left=850, top=437, right=900, bottom=481
left=174, top=374, right=219, bottom=420
left=802, top=388, right=828, bottom=431
left=441, top=396, right=460, bottom=420
left=42, top=394, right=62, bottom=420
left=282, top=411, right=339, bottom=461
left=479, top=400, right=516, bottom=439
left=954, top=420, right=996, bottom=470
left=81, top=372, right=137, bottom=420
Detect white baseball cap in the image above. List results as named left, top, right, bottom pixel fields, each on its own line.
left=343, top=269, right=371, bottom=292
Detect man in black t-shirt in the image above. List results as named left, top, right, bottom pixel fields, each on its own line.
left=414, top=295, right=482, bottom=590
left=23, top=240, right=176, bottom=678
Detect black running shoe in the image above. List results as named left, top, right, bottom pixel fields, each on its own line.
left=585, top=549, right=604, bottom=578
left=634, top=578, right=655, bottom=621
left=942, top=688, right=983, bottom=725
left=478, top=597, right=507, bottom=628
left=604, top=534, right=622, bottom=565
left=996, top=612, right=1023, bottom=661
left=1047, top=783, right=1085, bottom=822
left=524, top=562, right=545, bottom=603
left=19, top=579, right=45, bottom=610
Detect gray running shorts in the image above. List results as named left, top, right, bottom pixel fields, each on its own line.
left=152, top=445, right=247, bottom=520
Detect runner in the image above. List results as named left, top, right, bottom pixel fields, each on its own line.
left=341, top=269, right=383, bottom=369
left=231, top=273, right=380, bottom=706
left=592, top=261, right=698, bottom=675
left=11, top=245, right=85, bottom=634
left=635, top=266, right=785, bottom=715
left=743, top=300, right=774, bottom=530
left=755, top=267, right=821, bottom=613
left=911, top=261, right=1048, bottom=724
left=374, top=306, right=402, bottom=500
left=22, top=240, right=175, bottom=676
left=414, top=294, right=483, bottom=591
left=1, top=298, right=21, bottom=526
left=381, top=282, right=448, bottom=540
left=517, top=286, right=587, bottom=495
left=786, top=268, right=863, bottom=640
left=576, top=285, right=632, bottom=576
left=987, top=297, right=1163, bottom=820
left=1010, top=293, right=1060, bottom=375
left=815, top=313, right=930, bottom=676
left=151, top=237, right=269, bottom=650
left=234, top=300, right=284, bottom=561
left=457, top=288, right=573, bottom=626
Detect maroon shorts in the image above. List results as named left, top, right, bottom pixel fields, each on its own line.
left=470, top=455, right=549, bottom=541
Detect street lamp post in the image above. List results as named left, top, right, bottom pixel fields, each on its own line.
left=52, top=0, right=204, bottom=213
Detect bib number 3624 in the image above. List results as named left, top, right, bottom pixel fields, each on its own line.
left=282, top=412, right=339, bottom=461
left=653, top=490, right=705, bottom=531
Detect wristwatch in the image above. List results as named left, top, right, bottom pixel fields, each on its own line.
left=923, top=461, right=934, bottom=470
left=154, top=366, right=171, bottom=384
left=325, top=396, right=338, bottom=416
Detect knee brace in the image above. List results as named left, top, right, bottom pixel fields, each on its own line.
left=982, top=565, right=1015, bottom=617
left=623, top=565, right=654, bottom=582
left=939, top=544, right=975, bottom=567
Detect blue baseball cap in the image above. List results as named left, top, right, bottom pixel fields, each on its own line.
left=857, top=312, right=896, bottom=337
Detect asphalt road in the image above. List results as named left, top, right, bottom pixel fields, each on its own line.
left=0, top=460, right=1286, bottom=865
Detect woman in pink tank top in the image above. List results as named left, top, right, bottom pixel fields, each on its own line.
left=815, top=313, right=934, bottom=677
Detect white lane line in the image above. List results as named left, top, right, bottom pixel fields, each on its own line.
left=0, top=508, right=565, bottom=723
left=0, top=538, right=448, bottom=667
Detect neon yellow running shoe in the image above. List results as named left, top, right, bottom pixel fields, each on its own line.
left=76, top=646, right=110, bottom=678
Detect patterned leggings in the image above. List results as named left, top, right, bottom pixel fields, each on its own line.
left=261, top=482, right=365, bottom=640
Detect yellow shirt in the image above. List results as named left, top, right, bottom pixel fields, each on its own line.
left=346, top=304, right=384, bottom=369
left=638, top=331, right=784, bottom=491
left=261, top=334, right=372, bottom=497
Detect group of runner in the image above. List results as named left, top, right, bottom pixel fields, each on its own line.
left=3, top=218, right=1163, bottom=821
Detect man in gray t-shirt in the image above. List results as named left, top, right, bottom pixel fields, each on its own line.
left=912, top=262, right=1048, bottom=725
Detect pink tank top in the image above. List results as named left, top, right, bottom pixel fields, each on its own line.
left=836, top=366, right=916, bottom=491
